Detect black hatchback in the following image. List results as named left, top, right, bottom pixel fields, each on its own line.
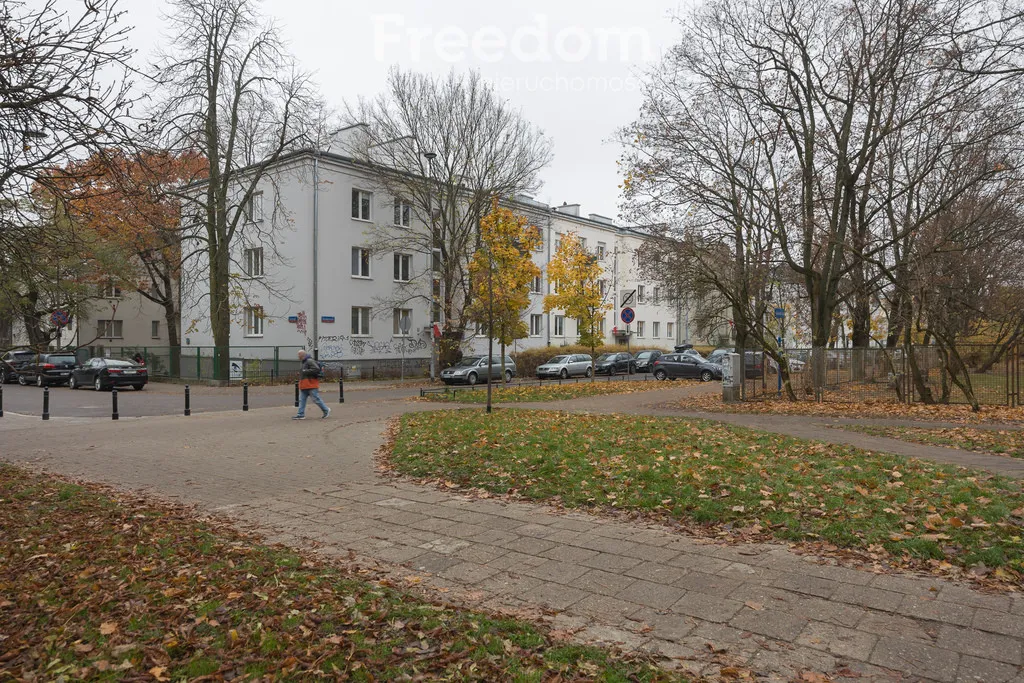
left=70, top=358, right=148, bottom=391
left=594, top=352, right=635, bottom=375
left=18, top=353, right=78, bottom=387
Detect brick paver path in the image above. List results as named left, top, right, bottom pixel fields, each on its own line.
left=2, top=386, right=1023, bottom=681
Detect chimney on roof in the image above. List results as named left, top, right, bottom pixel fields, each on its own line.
left=553, top=202, right=580, bottom=216
left=588, top=213, right=617, bottom=226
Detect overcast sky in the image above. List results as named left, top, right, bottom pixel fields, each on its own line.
left=121, top=0, right=685, bottom=221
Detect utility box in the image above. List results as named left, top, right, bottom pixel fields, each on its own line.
left=722, top=353, right=742, bottom=402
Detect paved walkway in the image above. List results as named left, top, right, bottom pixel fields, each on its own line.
left=2, top=388, right=1023, bottom=682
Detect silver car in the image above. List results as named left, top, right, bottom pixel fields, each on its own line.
left=441, top=355, right=517, bottom=385
left=536, top=354, right=593, bottom=379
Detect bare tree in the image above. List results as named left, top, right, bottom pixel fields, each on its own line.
left=343, top=68, right=552, bottom=372
left=152, top=0, right=320, bottom=379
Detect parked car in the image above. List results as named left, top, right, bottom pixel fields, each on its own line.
left=440, top=355, right=516, bottom=385
left=0, top=349, right=35, bottom=384
left=536, top=354, right=593, bottom=379
left=768, top=354, right=807, bottom=373
left=17, top=353, right=78, bottom=387
left=69, top=358, right=148, bottom=391
left=705, top=347, right=764, bottom=378
left=633, top=350, right=663, bottom=373
left=652, top=353, right=724, bottom=382
left=594, top=352, right=635, bottom=375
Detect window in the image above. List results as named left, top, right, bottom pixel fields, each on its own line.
left=554, top=234, right=563, bottom=252
left=551, top=278, right=559, bottom=294
left=100, top=280, right=121, bottom=298
left=653, top=287, right=661, bottom=305
left=580, top=237, right=587, bottom=250
left=245, top=191, right=264, bottom=222
left=96, top=320, right=123, bottom=339
left=636, top=321, right=646, bottom=338
left=351, top=189, right=372, bottom=221
left=244, top=306, right=263, bottom=337
left=474, top=322, right=486, bottom=337
left=637, top=285, right=647, bottom=304
left=554, top=315, right=565, bottom=337
left=394, top=253, right=412, bottom=282
left=534, top=228, right=544, bottom=252
left=351, top=306, right=371, bottom=336
left=351, top=247, right=371, bottom=278
left=151, top=320, right=160, bottom=339
left=432, top=248, right=442, bottom=273
left=394, top=199, right=412, bottom=227
left=598, top=317, right=606, bottom=335
left=244, top=247, right=264, bottom=277
left=529, top=314, right=543, bottom=337
left=597, top=242, right=606, bottom=260
left=599, top=280, right=608, bottom=298
left=392, top=308, right=412, bottom=336
left=666, top=322, right=675, bottom=339
left=652, top=322, right=660, bottom=338
left=530, top=275, right=542, bottom=294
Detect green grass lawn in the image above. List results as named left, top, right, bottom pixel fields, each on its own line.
left=390, top=410, right=1024, bottom=578
left=0, top=464, right=682, bottom=682
left=423, top=377, right=678, bottom=403
left=837, top=425, right=1024, bottom=459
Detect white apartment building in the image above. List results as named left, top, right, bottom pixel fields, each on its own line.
left=179, top=149, right=702, bottom=376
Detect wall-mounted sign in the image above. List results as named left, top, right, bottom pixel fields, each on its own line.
left=287, top=316, right=299, bottom=323
left=321, top=316, right=335, bottom=323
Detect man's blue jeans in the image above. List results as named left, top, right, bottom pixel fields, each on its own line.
left=298, top=388, right=328, bottom=417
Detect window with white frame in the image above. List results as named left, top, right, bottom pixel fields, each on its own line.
left=653, top=286, right=661, bottom=305
left=351, top=247, right=371, bottom=278
left=244, top=306, right=263, bottom=337
left=529, top=314, right=543, bottom=337
left=637, top=284, right=647, bottom=304
left=474, top=322, right=486, bottom=337
left=599, top=279, right=607, bottom=298
left=666, top=322, right=674, bottom=339
left=553, top=315, right=565, bottom=337
left=393, top=253, right=412, bottom=282
left=530, top=275, right=542, bottom=294
left=351, top=306, right=371, bottom=336
left=597, top=242, right=606, bottom=260
left=244, top=247, right=264, bottom=277
left=652, top=322, right=660, bottom=338
left=392, top=308, right=412, bottom=336
left=100, top=280, right=121, bottom=298
left=554, top=234, right=562, bottom=252
left=580, top=237, right=587, bottom=250
left=432, top=248, right=442, bottom=273
left=245, top=191, right=264, bottom=222
left=534, top=228, right=544, bottom=252
left=393, top=199, right=412, bottom=227
left=636, top=321, right=646, bottom=338
left=151, top=320, right=160, bottom=339
left=96, top=320, right=123, bottom=338
left=351, top=189, right=372, bottom=221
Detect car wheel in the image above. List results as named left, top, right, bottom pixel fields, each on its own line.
left=36, top=374, right=44, bottom=388
left=504, top=370, right=513, bottom=383
left=654, top=369, right=668, bottom=381
left=585, top=366, right=593, bottom=377
left=467, top=372, right=478, bottom=386
left=69, top=376, right=78, bottom=390
left=560, top=368, right=569, bottom=379
left=0, top=369, right=7, bottom=384
left=18, top=374, right=26, bottom=386
left=628, top=363, right=635, bottom=375
left=700, top=370, right=714, bottom=382
left=94, top=377, right=103, bottom=391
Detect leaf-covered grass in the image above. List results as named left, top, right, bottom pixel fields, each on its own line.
left=837, top=424, right=1024, bottom=459
left=390, top=410, right=1024, bottom=579
left=0, top=464, right=683, bottom=682
left=423, top=377, right=680, bottom=403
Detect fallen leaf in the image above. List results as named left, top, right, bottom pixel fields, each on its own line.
left=99, top=622, right=118, bottom=636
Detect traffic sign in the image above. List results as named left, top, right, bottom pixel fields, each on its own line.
left=774, top=307, right=785, bottom=320
left=50, top=310, right=70, bottom=326
left=620, top=307, right=635, bottom=324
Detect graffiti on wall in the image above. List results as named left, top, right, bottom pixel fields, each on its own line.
left=312, top=334, right=429, bottom=360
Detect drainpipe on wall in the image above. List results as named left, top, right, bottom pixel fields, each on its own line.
left=311, top=151, right=320, bottom=360
left=545, top=213, right=552, bottom=348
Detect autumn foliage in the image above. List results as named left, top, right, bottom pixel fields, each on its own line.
left=543, top=232, right=610, bottom=351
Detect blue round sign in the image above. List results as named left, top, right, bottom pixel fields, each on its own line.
left=620, top=307, right=635, bottom=324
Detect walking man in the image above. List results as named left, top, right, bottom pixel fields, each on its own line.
left=294, top=349, right=330, bottom=420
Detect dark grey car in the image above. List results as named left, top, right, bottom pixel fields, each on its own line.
left=652, top=353, right=723, bottom=382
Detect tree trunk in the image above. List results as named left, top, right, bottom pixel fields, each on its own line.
left=165, top=306, right=181, bottom=377
left=209, top=244, right=231, bottom=381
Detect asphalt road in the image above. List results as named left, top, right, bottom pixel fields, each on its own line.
left=0, top=372, right=663, bottom=419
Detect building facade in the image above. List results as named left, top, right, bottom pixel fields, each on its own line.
left=179, top=151, right=705, bottom=377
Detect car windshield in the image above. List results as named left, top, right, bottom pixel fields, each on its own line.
left=636, top=351, right=654, bottom=359
left=47, top=356, right=76, bottom=364
left=547, top=356, right=569, bottom=364
left=595, top=354, right=613, bottom=362
left=454, top=357, right=482, bottom=367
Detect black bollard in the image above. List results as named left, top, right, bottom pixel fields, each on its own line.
left=184, top=384, right=191, bottom=416
left=111, top=387, right=119, bottom=420
left=42, top=386, right=49, bottom=421
left=243, top=382, right=249, bottom=412
left=0, top=382, right=4, bottom=418
left=338, top=373, right=345, bottom=404
left=294, top=381, right=299, bottom=408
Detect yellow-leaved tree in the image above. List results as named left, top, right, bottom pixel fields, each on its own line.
left=544, top=232, right=610, bottom=367
left=466, top=200, right=541, bottom=377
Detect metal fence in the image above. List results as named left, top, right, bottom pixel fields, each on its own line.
left=741, top=343, right=1021, bottom=407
